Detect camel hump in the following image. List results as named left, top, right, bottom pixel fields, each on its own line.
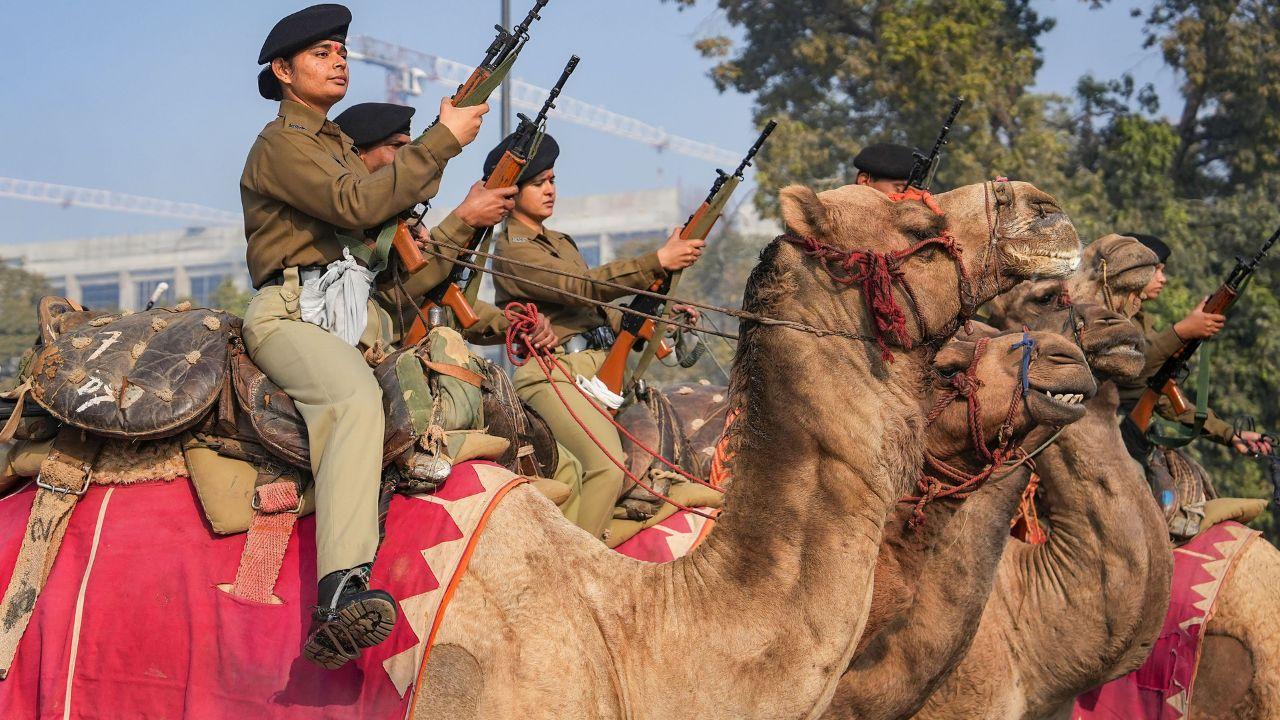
left=28, top=303, right=238, bottom=440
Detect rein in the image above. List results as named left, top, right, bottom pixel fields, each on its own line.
left=900, top=331, right=1039, bottom=528
left=504, top=302, right=723, bottom=521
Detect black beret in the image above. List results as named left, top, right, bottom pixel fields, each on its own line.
left=853, top=143, right=920, bottom=180
left=1123, top=232, right=1171, bottom=265
left=257, top=4, right=352, bottom=101
left=483, top=132, right=560, bottom=184
left=334, top=103, right=415, bottom=149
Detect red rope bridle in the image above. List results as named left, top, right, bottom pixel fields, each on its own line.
left=504, top=303, right=723, bottom=520
left=899, top=334, right=1033, bottom=528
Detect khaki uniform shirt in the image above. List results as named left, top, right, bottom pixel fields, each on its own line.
left=1117, top=311, right=1235, bottom=444
left=493, top=218, right=666, bottom=344
left=240, top=99, right=462, bottom=288
left=375, top=212, right=507, bottom=346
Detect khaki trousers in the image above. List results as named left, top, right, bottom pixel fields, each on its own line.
left=513, top=349, right=624, bottom=540
left=241, top=277, right=391, bottom=578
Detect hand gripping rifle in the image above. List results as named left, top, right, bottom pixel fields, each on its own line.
left=905, top=96, right=965, bottom=191
left=403, top=54, right=579, bottom=346
left=1128, top=225, right=1280, bottom=432
left=597, top=120, right=778, bottom=396
left=386, top=0, right=552, bottom=277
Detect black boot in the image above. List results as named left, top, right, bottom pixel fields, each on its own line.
left=303, top=565, right=398, bottom=670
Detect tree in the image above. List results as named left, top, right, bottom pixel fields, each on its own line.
left=663, top=0, right=1062, bottom=205
left=208, top=277, right=252, bottom=317
left=0, top=264, right=51, bottom=391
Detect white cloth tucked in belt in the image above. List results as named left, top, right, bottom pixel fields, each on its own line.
left=299, top=247, right=376, bottom=346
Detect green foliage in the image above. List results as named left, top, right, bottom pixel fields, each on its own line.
left=664, top=0, right=1280, bottom=537
left=208, top=277, right=252, bottom=317
left=0, top=264, right=50, bottom=391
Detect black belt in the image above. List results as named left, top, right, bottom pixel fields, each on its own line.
left=563, top=325, right=617, bottom=354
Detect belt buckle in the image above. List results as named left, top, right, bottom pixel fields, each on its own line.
left=36, top=466, right=92, bottom=497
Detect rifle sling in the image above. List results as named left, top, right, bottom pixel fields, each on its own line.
left=336, top=222, right=395, bottom=274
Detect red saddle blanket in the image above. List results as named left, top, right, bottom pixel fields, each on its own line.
left=0, top=462, right=523, bottom=719
left=1072, top=521, right=1260, bottom=720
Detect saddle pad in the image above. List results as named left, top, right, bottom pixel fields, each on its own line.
left=613, top=506, right=718, bottom=562
left=0, top=461, right=525, bottom=719
left=30, top=308, right=237, bottom=440
left=1072, top=521, right=1261, bottom=720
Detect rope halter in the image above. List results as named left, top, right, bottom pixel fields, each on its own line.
left=902, top=331, right=1038, bottom=528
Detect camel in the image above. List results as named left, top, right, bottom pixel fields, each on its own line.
left=411, top=180, right=1082, bottom=719
left=1187, top=536, right=1280, bottom=719
left=824, top=290, right=1141, bottom=720
left=910, top=254, right=1175, bottom=720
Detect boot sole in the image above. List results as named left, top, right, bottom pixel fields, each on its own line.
left=303, top=595, right=398, bottom=670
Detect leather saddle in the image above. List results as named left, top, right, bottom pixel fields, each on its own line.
left=10, top=297, right=559, bottom=480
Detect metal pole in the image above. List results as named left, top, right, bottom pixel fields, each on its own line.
left=500, top=0, right=512, bottom=138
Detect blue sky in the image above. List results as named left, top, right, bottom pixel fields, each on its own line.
left=1, top=0, right=1177, bottom=245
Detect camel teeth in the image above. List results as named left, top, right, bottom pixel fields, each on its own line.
left=1073, top=394, right=1083, bottom=404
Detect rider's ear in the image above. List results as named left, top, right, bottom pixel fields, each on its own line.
left=780, top=185, right=832, bottom=239
left=934, top=339, right=977, bottom=378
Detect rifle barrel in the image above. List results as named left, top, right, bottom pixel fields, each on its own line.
left=734, top=120, right=777, bottom=178
left=515, top=0, right=550, bottom=36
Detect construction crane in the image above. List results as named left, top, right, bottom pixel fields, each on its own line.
left=347, top=35, right=740, bottom=167
left=0, top=177, right=241, bottom=226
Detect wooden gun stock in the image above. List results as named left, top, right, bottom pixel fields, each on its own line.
left=453, top=68, right=493, bottom=107
left=598, top=330, right=637, bottom=395
left=1203, top=285, right=1239, bottom=315
left=598, top=319, right=673, bottom=395
left=1129, top=379, right=1191, bottom=432
left=681, top=202, right=718, bottom=240
left=392, top=220, right=428, bottom=274
left=404, top=284, right=481, bottom=346
left=486, top=152, right=528, bottom=189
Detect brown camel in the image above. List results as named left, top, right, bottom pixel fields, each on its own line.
left=825, top=289, right=1141, bottom=720
left=411, top=180, right=1081, bottom=719
left=911, top=254, right=1175, bottom=720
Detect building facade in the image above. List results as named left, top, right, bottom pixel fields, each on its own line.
left=2, top=187, right=777, bottom=311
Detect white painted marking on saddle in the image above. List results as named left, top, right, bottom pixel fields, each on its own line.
left=86, top=331, right=122, bottom=361
left=74, top=375, right=116, bottom=413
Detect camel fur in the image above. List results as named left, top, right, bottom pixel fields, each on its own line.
left=410, top=181, right=1081, bottom=720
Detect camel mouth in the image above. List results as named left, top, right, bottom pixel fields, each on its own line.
left=1025, top=386, right=1091, bottom=425
left=1083, top=331, right=1145, bottom=381
left=1003, top=247, right=1082, bottom=279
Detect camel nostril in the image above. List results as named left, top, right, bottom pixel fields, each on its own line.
left=1047, top=352, right=1079, bottom=364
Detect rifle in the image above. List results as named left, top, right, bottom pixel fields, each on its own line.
left=905, top=96, right=965, bottom=191
left=388, top=0, right=552, bottom=277
left=598, top=120, right=778, bottom=396
left=1128, top=225, right=1280, bottom=432
left=403, top=54, right=579, bottom=346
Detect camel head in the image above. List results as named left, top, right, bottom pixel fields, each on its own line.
left=928, top=328, right=1096, bottom=464
left=775, top=181, right=1081, bottom=349
left=1067, top=234, right=1159, bottom=318
left=986, top=279, right=1147, bottom=381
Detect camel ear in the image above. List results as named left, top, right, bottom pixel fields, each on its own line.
left=934, top=339, right=977, bottom=377
left=780, top=185, right=831, bottom=239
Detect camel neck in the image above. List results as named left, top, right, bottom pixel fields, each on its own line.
left=652, top=281, right=933, bottom=715
left=1001, top=381, right=1171, bottom=713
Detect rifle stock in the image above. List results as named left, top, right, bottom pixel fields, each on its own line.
left=598, top=313, right=673, bottom=395
left=391, top=220, right=428, bottom=274
left=404, top=284, right=480, bottom=346
left=1129, top=379, right=1192, bottom=432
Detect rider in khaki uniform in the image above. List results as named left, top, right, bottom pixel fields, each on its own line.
left=241, top=4, right=487, bottom=668
left=490, top=133, right=707, bottom=540
left=1116, top=233, right=1270, bottom=454
left=332, top=101, right=555, bottom=348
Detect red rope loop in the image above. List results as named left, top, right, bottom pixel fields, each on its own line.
left=901, top=335, right=1029, bottom=529
left=502, top=302, right=723, bottom=520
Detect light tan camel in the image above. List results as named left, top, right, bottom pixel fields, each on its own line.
left=911, top=243, right=1174, bottom=720
left=1188, top=536, right=1280, bottom=719
left=411, top=181, right=1082, bottom=719
left=825, top=290, right=1141, bottom=720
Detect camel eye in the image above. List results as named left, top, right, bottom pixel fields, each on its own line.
left=1034, top=293, right=1055, bottom=306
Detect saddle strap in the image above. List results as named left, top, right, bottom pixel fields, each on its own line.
left=0, top=379, right=33, bottom=444
left=0, top=428, right=101, bottom=679
left=223, top=480, right=300, bottom=604
left=421, top=360, right=485, bottom=388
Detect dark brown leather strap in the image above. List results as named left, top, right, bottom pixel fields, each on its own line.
left=421, top=360, right=486, bottom=388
